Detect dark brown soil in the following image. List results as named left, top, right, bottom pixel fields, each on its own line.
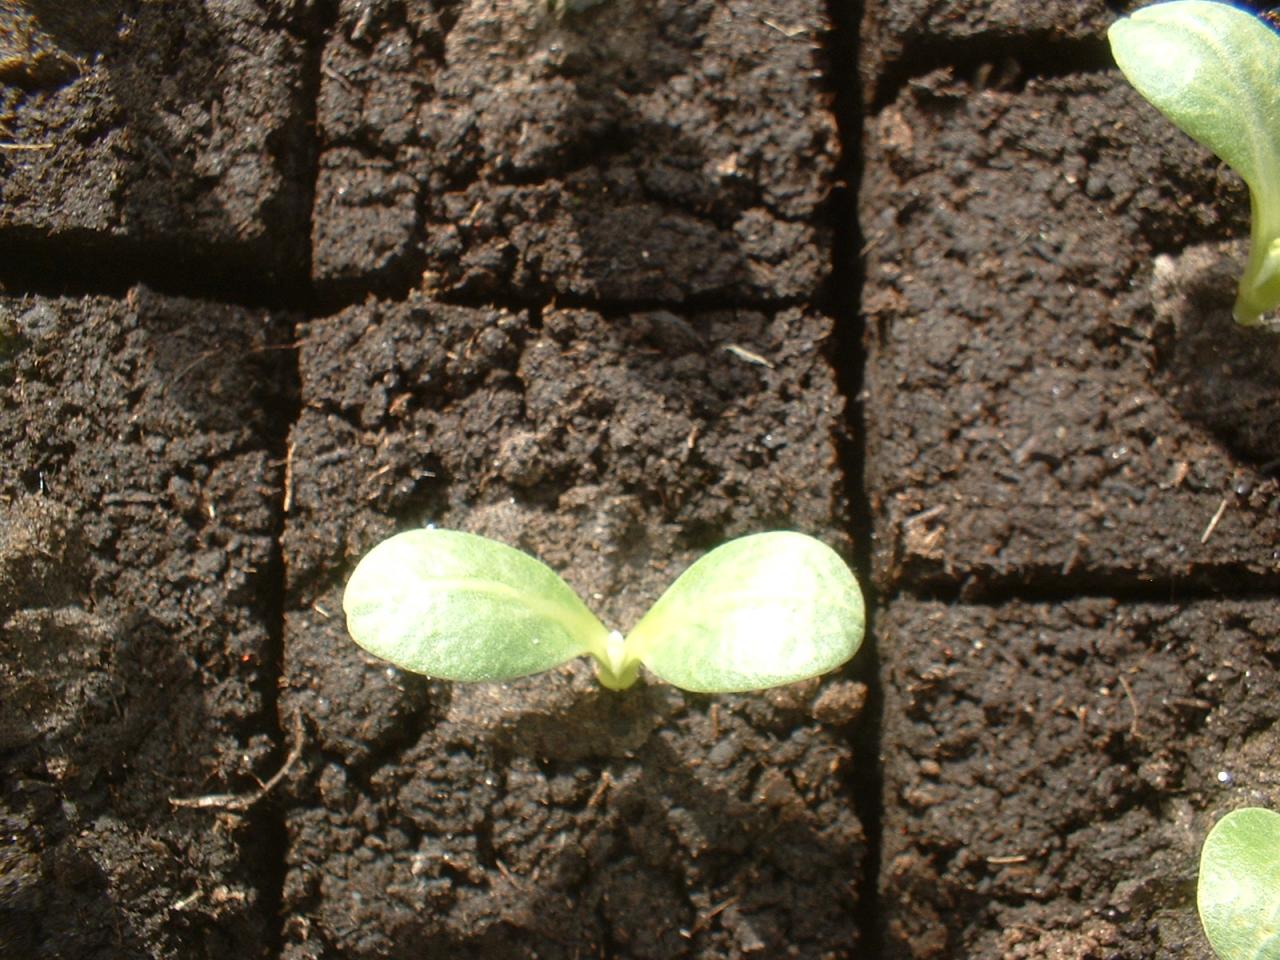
left=862, top=3, right=1280, bottom=958
left=3, top=0, right=1279, bottom=958
left=863, top=71, right=1280, bottom=593
left=0, top=289, right=290, bottom=957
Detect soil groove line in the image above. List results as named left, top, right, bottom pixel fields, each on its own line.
left=892, top=570, right=1280, bottom=607
left=866, top=32, right=1115, bottom=113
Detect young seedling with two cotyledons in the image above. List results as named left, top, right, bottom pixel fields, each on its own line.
left=343, top=529, right=864, bottom=693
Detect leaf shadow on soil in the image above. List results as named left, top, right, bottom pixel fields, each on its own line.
left=127, top=285, right=294, bottom=434
left=0, top=614, right=267, bottom=959
left=358, top=0, right=807, bottom=308
left=2, top=0, right=309, bottom=296
left=298, top=668, right=863, bottom=958
left=0, top=495, right=266, bottom=957
left=504, top=2, right=762, bottom=305
left=1149, top=242, right=1280, bottom=469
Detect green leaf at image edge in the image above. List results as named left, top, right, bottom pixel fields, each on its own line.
left=1198, top=807, right=1280, bottom=960
left=627, top=531, right=865, bottom=693
left=342, top=528, right=610, bottom=682
left=1108, top=1, right=1280, bottom=325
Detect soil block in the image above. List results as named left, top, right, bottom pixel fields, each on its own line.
left=879, top=597, right=1280, bottom=960
left=279, top=291, right=863, bottom=958
left=862, top=4, right=1280, bottom=958
left=9, top=0, right=1280, bottom=956
left=0, top=288, right=290, bottom=958
left=0, top=0, right=311, bottom=288
left=310, top=0, right=837, bottom=301
left=861, top=70, right=1280, bottom=594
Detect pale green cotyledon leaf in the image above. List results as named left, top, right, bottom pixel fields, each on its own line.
left=1199, top=807, right=1280, bottom=960
left=1109, top=1, right=1280, bottom=325
left=625, top=531, right=864, bottom=693
left=342, top=528, right=610, bottom=682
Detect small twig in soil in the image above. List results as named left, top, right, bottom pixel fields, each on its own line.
left=172, top=882, right=247, bottom=913
left=494, top=857, right=517, bottom=885
left=1201, top=495, right=1230, bottom=543
left=723, top=344, right=775, bottom=369
left=904, top=504, right=947, bottom=527
left=282, top=440, right=295, bottom=513
left=681, top=895, right=741, bottom=938
left=322, top=63, right=360, bottom=94
left=985, top=854, right=1029, bottom=865
left=1117, top=674, right=1142, bottom=740
left=760, top=18, right=806, bottom=38
left=169, top=709, right=305, bottom=813
left=586, top=771, right=613, bottom=810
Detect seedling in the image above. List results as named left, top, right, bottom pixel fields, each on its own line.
left=1108, top=0, right=1280, bottom=326
left=343, top=528, right=864, bottom=692
left=1198, top=806, right=1280, bottom=960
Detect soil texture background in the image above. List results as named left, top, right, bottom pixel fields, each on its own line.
left=2, top=1, right=1279, bottom=958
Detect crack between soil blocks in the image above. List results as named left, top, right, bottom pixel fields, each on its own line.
left=251, top=318, right=303, bottom=959
left=824, top=0, right=886, bottom=956
left=252, top=4, right=337, bottom=955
